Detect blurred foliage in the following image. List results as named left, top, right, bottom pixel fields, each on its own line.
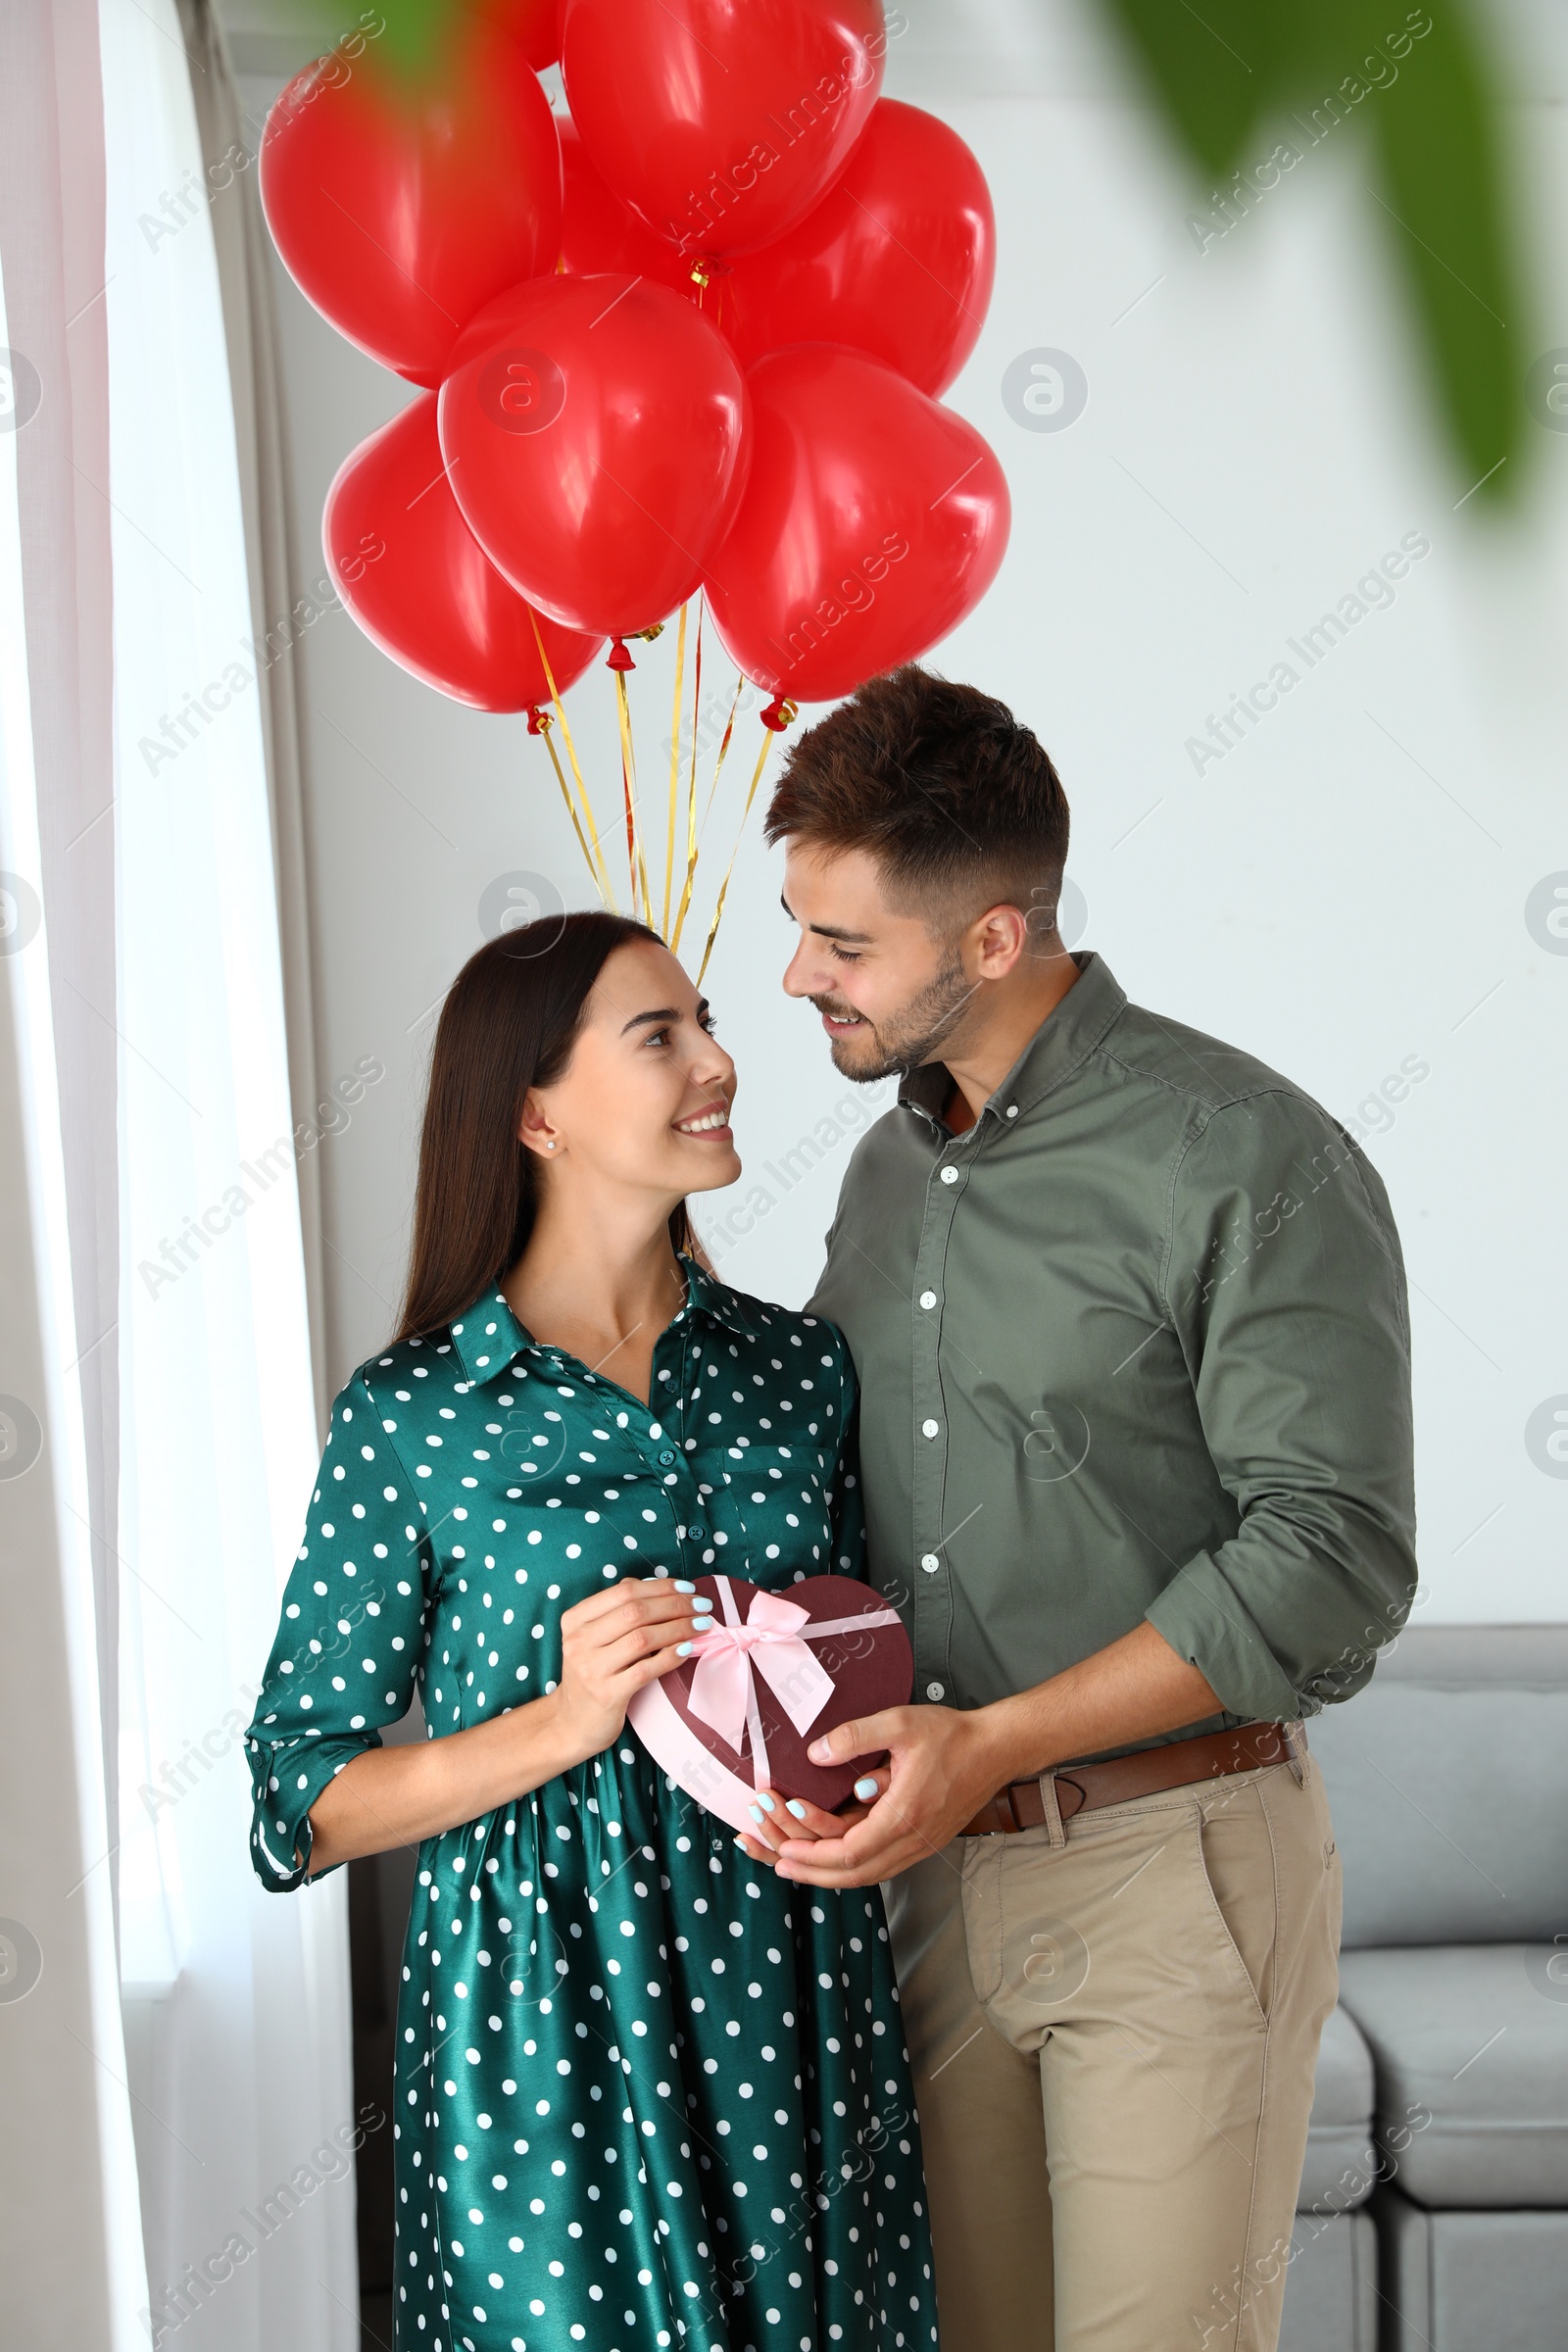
left=1100, top=0, right=1523, bottom=501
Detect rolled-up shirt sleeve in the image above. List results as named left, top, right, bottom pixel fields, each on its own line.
left=1146, top=1093, right=1418, bottom=1722
left=245, top=1370, right=435, bottom=1889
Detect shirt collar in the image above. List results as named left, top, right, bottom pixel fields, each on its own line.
left=445, top=1255, right=757, bottom=1388
left=898, top=951, right=1129, bottom=1132
left=447, top=1290, right=530, bottom=1386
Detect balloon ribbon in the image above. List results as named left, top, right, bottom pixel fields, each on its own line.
left=697, top=721, right=776, bottom=987
left=662, top=601, right=687, bottom=942
left=528, top=610, right=616, bottom=909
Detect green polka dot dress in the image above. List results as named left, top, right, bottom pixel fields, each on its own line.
left=245, top=1261, right=940, bottom=2352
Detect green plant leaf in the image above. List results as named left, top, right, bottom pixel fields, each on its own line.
left=1097, top=0, right=1286, bottom=177
left=1098, top=0, right=1525, bottom=504
left=1365, top=6, right=1521, bottom=499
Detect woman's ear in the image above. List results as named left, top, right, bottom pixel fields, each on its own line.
left=518, top=1090, right=560, bottom=1159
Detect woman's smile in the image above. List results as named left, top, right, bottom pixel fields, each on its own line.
left=673, top=1098, right=733, bottom=1139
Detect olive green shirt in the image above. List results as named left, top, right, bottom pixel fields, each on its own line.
left=808, top=953, right=1417, bottom=1742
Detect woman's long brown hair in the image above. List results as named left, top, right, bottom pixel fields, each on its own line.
left=394, top=911, right=696, bottom=1345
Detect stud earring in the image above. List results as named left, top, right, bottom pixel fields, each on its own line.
left=546, top=1141, right=556, bottom=1151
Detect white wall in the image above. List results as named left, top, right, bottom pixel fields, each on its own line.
left=230, top=0, right=1568, bottom=1622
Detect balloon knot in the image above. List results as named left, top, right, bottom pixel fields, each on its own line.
left=606, top=640, right=636, bottom=672
left=526, top=706, right=550, bottom=735
left=760, top=696, right=798, bottom=732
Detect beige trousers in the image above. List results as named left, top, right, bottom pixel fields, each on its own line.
left=884, top=1749, right=1342, bottom=2352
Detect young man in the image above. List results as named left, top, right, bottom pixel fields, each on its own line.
left=744, top=665, right=1417, bottom=2352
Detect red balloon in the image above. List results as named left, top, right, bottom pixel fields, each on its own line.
left=438, top=273, right=750, bottom=641
left=701, top=347, right=1010, bottom=704
left=261, top=21, right=563, bottom=387
left=561, top=0, right=886, bottom=259
left=720, top=100, right=996, bottom=396
left=470, top=0, right=563, bottom=71
left=558, top=120, right=693, bottom=296
left=323, top=393, right=602, bottom=710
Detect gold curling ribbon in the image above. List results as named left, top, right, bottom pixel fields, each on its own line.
left=662, top=601, right=688, bottom=942
left=698, top=669, right=745, bottom=846
left=696, top=722, right=776, bottom=987
left=613, top=667, right=655, bottom=928
left=529, top=610, right=617, bottom=909
left=669, top=600, right=706, bottom=954
left=533, top=712, right=599, bottom=888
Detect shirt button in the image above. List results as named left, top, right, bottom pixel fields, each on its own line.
left=926, top=1681, right=946, bottom=1701
left=918, top=1291, right=937, bottom=1311
left=921, top=1419, right=940, bottom=1439
left=920, top=1553, right=940, bottom=1573
left=658, top=1448, right=676, bottom=1466
left=939, top=1165, right=958, bottom=1185
left=689, top=1525, right=706, bottom=1542
left=1006, top=1103, right=1019, bottom=1119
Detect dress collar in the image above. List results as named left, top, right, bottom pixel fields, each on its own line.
left=446, top=1254, right=755, bottom=1388
left=897, top=951, right=1128, bottom=1132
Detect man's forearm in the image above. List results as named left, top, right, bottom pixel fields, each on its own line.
left=975, top=1620, right=1223, bottom=1787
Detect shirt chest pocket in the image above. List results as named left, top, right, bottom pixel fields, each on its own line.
left=706, top=1443, right=836, bottom=1581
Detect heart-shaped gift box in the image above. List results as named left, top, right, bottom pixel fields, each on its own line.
left=626, top=1570, right=913, bottom=1835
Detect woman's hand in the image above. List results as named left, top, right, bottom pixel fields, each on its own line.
left=734, top=1767, right=891, bottom=1868
left=550, top=1576, right=710, bottom=1765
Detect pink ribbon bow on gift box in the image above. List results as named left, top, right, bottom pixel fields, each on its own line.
left=685, top=1574, right=902, bottom=1791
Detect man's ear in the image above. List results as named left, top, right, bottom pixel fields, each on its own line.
left=972, top=903, right=1030, bottom=978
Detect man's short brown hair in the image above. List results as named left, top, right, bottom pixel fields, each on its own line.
left=763, top=664, right=1070, bottom=935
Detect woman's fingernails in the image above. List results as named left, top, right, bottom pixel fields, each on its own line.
left=854, top=1776, right=880, bottom=1801
left=756, top=1792, right=775, bottom=1814
left=692, top=1615, right=715, bottom=1633
left=808, top=1739, right=832, bottom=1762
left=786, top=1799, right=808, bottom=1820
left=676, top=1642, right=694, bottom=1656
left=748, top=1803, right=764, bottom=1823
left=673, top=1580, right=696, bottom=1593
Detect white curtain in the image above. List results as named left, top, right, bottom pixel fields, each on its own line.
left=100, top=2, right=358, bottom=2346
left=0, top=233, right=151, bottom=2352
left=0, top=2, right=358, bottom=2344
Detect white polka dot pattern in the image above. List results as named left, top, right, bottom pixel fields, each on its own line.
left=246, top=1260, right=936, bottom=2351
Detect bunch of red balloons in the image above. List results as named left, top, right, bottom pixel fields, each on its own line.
left=263, top=0, right=1009, bottom=715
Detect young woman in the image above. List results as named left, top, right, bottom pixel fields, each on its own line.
left=245, top=912, right=939, bottom=2352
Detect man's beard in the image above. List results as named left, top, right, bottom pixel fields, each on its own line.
left=810, top=943, right=977, bottom=1081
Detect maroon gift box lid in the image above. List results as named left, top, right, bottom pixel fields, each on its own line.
left=625, top=1570, right=912, bottom=1836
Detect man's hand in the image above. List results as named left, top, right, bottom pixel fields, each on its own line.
left=734, top=1621, right=1225, bottom=1886
left=743, top=1703, right=1015, bottom=1887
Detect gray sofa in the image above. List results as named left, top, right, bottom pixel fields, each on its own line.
left=1278, top=1625, right=1568, bottom=2351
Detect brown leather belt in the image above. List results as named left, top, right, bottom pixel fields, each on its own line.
left=960, top=1720, right=1300, bottom=1837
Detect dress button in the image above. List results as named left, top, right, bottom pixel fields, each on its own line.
left=921, top=1419, right=940, bottom=1439
left=689, top=1525, right=706, bottom=1542
left=920, top=1553, right=940, bottom=1573
left=918, top=1291, right=937, bottom=1311
left=658, top=1448, right=676, bottom=1466
left=939, top=1165, right=958, bottom=1186
left=926, top=1681, right=946, bottom=1701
